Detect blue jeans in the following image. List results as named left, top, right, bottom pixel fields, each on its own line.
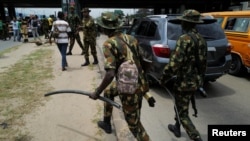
left=32, top=27, right=42, bottom=41
left=13, top=29, right=20, bottom=41
left=57, top=43, right=68, bottom=68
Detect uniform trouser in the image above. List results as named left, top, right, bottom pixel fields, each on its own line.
left=103, top=82, right=150, bottom=141
left=0, top=30, right=2, bottom=39
left=68, top=33, right=84, bottom=52
left=56, top=43, right=68, bottom=68
left=32, top=27, right=42, bottom=42
left=174, top=90, right=201, bottom=140
left=43, top=27, right=49, bottom=38
left=2, top=29, right=9, bottom=39
left=84, top=39, right=97, bottom=58
left=22, top=26, right=28, bottom=40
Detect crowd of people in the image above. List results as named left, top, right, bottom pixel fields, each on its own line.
left=0, top=14, right=55, bottom=42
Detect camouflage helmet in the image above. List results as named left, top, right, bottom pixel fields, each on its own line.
left=177, top=9, right=203, bottom=23
left=96, top=12, right=123, bottom=29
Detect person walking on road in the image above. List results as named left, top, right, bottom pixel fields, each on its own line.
left=66, top=6, right=85, bottom=55
left=160, top=9, right=207, bottom=141
left=31, top=15, right=42, bottom=43
left=80, top=8, right=98, bottom=66
left=21, top=17, right=29, bottom=43
left=11, top=17, right=20, bottom=42
left=2, top=21, right=10, bottom=40
left=48, top=15, right=53, bottom=33
left=49, top=11, right=71, bottom=71
left=41, top=15, right=50, bottom=39
left=89, top=12, right=152, bottom=141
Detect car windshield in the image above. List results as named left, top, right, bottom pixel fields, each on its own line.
left=167, top=19, right=226, bottom=41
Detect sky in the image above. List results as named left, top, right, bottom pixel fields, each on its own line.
left=15, top=8, right=137, bottom=18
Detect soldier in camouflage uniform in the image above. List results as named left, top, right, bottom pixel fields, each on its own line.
left=66, top=6, right=85, bottom=55
left=89, top=12, right=154, bottom=141
left=160, top=9, right=207, bottom=141
left=80, top=8, right=98, bottom=66
left=41, top=15, right=50, bottom=39
left=2, top=21, right=10, bottom=40
left=21, top=17, right=29, bottom=43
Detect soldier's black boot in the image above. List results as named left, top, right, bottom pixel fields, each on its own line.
left=97, top=117, right=112, bottom=134
left=168, top=122, right=181, bottom=138
left=80, top=46, right=85, bottom=55
left=194, top=138, right=203, bottom=141
left=81, top=58, right=90, bottom=66
left=66, top=46, right=73, bottom=55
left=93, top=55, right=99, bottom=65
left=23, top=39, right=28, bottom=43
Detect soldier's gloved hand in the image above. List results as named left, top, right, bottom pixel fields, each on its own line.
left=89, top=88, right=101, bottom=100
left=148, top=97, right=156, bottom=107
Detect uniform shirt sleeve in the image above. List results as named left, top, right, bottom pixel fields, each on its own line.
left=103, top=40, right=117, bottom=71
left=162, top=35, right=188, bottom=81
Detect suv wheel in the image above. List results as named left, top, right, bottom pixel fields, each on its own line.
left=229, top=54, right=242, bottom=75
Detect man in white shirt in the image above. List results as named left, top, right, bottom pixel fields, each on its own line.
left=11, top=17, right=20, bottom=42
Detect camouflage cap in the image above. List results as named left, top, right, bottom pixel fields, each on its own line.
left=177, top=9, right=203, bottom=23
left=69, top=6, right=75, bottom=9
left=81, top=8, right=91, bottom=12
left=96, top=12, right=123, bottom=29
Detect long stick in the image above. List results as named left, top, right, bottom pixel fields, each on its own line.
left=44, top=90, right=121, bottom=109
left=148, top=74, right=181, bottom=125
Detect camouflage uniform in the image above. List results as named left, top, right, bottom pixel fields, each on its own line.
left=81, top=8, right=98, bottom=66
left=92, top=12, right=152, bottom=141
left=41, top=15, right=50, bottom=39
left=66, top=6, right=85, bottom=55
left=21, top=18, right=29, bottom=42
left=2, top=22, right=10, bottom=40
left=102, top=34, right=150, bottom=141
left=160, top=9, right=207, bottom=141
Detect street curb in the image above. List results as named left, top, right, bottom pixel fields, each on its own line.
left=96, top=35, right=136, bottom=141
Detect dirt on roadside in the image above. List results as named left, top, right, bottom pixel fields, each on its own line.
left=0, top=39, right=116, bottom=141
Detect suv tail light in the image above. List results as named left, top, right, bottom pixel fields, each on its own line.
left=226, top=43, right=232, bottom=54
left=152, top=44, right=171, bottom=58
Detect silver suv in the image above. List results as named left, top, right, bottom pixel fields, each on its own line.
left=127, top=15, right=232, bottom=85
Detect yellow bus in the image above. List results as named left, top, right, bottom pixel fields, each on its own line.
left=203, top=11, right=250, bottom=75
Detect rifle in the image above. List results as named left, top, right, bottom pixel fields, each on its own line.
left=149, top=74, right=181, bottom=124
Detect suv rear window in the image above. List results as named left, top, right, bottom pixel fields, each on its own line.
left=129, top=20, right=158, bottom=37
left=167, top=19, right=226, bottom=41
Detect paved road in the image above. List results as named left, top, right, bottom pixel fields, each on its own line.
left=0, top=39, right=23, bottom=51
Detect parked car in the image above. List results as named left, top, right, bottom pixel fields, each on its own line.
left=127, top=14, right=232, bottom=86
left=203, top=11, right=250, bottom=75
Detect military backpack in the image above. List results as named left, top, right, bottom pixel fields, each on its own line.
left=116, top=37, right=139, bottom=95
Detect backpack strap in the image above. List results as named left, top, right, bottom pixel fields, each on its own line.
left=187, top=33, right=201, bottom=74
left=118, top=35, right=139, bottom=60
